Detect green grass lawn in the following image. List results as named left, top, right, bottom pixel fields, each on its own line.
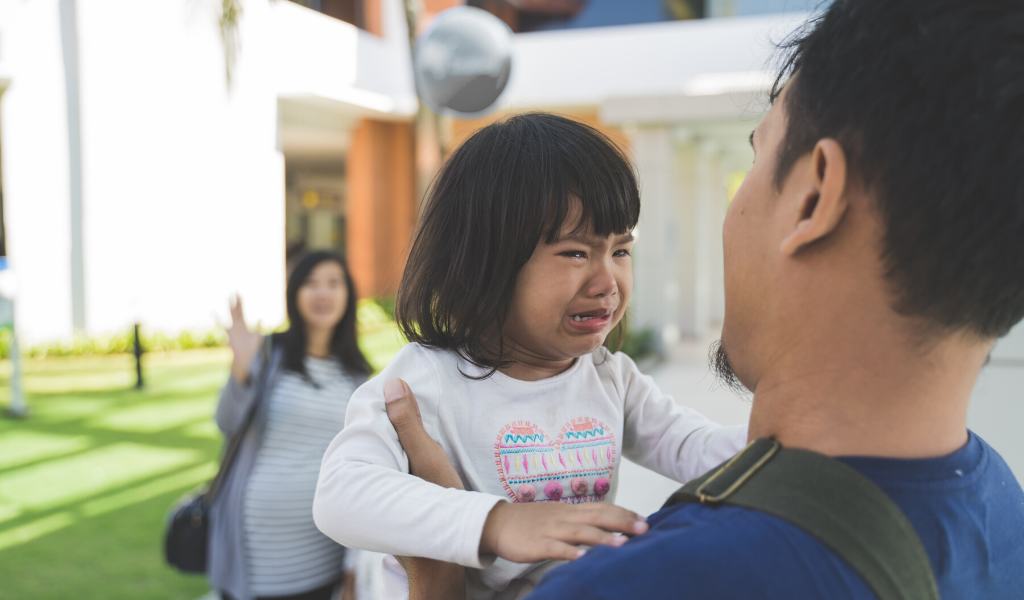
left=0, top=326, right=406, bottom=600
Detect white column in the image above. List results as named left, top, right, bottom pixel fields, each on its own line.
left=631, top=125, right=748, bottom=342
left=630, top=125, right=679, bottom=346
left=671, top=132, right=725, bottom=338
left=700, top=141, right=726, bottom=326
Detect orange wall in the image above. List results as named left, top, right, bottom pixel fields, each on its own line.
left=346, top=119, right=416, bottom=298
left=449, top=110, right=631, bottom=157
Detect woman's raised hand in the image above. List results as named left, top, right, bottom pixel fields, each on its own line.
left=226, top=295, right=264, bottom=385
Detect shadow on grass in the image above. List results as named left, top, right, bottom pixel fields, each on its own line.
left=0, top=351, right=230, bottom=600
left=0, top=331, right=406, bottom=600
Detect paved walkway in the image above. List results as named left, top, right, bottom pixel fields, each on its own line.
left=615, top=329, right=1024, bottom=517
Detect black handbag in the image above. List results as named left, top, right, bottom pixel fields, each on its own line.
left=164, top=338, right=272, bottom=574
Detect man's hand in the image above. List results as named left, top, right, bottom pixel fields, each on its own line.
left=384, top=379, right=465, bottom=491
left=384, top=379, right=467, bottom=600
left=339, top=572, right=356, bottom=600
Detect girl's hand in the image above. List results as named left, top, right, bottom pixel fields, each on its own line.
left=480, top=500, right=647, bottom=564
left=226, top=295, right=264, bottom=385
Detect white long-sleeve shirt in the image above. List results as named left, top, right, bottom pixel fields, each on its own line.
left=314, top=343, right=747, bottom=600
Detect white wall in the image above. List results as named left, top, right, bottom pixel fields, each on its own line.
left=500, top=13, right=804, bottom=110
left=969, top=323, right=1024, bottom=477
left=74, top=0, right=287, bottom=337
left=0, top=0, right=76, bottom=343
left=0, top=0, right=415, bottom=344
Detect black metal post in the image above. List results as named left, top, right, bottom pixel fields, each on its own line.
left=134, top=323, right=144, bottom=389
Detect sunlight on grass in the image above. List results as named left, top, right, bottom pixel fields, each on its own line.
left=0, top=502, right=21, bottom=523
left=150, top=368, right=231, bottom=395
left=0, top=431, right=92, bottom=470
left=81, top=462, right=217, bottom=517
left=85, top=399, right=214, bottom=433
left=30, top=397, right=117, bottom=422
left=0, top=512, right=76, bottom=552
left=182, top=420, right=220, bottom=439
left=0, top=335, right=407, bottom=599
left=25, top=370, right=135, bottom=393
left=0, top=443, right=202, bottom=513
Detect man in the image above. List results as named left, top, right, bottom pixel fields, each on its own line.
left=383, top=0, right=1024, bottom=596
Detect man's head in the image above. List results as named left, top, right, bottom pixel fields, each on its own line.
left=718, top=0, right=1024, bottom=392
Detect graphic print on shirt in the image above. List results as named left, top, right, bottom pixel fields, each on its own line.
left=494, top=417, right=616, bottom=504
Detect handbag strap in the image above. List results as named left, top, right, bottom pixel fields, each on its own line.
left=662, top=438, right=939, bottom=600
left=203, top=336, right=274, bottom=505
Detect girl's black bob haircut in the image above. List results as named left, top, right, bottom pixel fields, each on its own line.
left=396, top=112, right=640, bottom=375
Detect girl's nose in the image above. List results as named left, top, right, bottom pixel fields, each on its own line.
left=587, top=260, right=618, bottom=298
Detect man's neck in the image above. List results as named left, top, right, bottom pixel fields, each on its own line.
left=747, top=330, right=989, bottom=459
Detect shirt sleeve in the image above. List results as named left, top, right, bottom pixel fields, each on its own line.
left=313, top=344, right=505, bottom=568
left=214, top=351, right=266, bottom=435
left=611, top=351, right=748, bottom=483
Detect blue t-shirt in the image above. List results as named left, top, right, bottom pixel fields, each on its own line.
left=529, top=432, right=1024, bottom=599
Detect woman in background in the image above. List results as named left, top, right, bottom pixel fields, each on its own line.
left=209, top=251, right=372, bottom=600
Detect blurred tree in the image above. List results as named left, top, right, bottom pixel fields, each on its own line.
left=219, top=0, right=243, bottom=87
left=665, top=0, right=704, bottom=19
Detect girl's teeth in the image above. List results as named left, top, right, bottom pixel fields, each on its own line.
left=571, top=315, right=598, bottom=322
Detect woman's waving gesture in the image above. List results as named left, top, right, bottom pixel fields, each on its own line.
left=226, top=294, right=264, bottom=386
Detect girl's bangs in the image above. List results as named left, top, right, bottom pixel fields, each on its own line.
left=541, top=142, right=641, bottom=243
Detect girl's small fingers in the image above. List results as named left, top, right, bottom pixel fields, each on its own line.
left=554, top=523, right=629, bottom=549
left=537, top=538, right=587, bottom=562
left=573, top=503, right=648, bottom=536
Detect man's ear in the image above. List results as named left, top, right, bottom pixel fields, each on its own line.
left=779, top=139, right=849, bottom=256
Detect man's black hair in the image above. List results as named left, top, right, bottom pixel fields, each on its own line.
left=771, top=0, right=1024, bottom=338
left=395, top=113, right=640, bottom=377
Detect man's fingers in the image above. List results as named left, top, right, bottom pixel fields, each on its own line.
left=384, top=379, right=464, bottom=490
left=384, top=379, right=425, bottom=439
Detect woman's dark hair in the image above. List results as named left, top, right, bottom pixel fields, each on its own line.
left=770, top=0, right=1024, bottom=339
left=396, top=112, right=640, bottom=376
left=274, top=251, right=372, bottom=380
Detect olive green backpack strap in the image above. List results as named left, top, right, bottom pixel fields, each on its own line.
left=663, top=438, right=939, bottom=600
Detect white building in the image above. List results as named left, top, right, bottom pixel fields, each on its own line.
left=0, top=0, right=417, bottom=344
left=0, top=0, right=1021, bottom=405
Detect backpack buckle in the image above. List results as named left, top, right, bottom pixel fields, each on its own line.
left=695, top=438, right=780, bottom=503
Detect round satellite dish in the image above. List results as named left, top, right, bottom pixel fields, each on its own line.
left=413, top=6, right=514, bottom=117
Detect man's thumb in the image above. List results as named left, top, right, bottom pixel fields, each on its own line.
left=384, top=378, right=424, bottom=438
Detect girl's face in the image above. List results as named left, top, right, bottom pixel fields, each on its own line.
left=504, top=216, right=634, bottom=368
left=297, top=261, right=349, bottom=334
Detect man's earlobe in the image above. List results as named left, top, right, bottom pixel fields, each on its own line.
left=780, top=139, right=849, bottom=256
